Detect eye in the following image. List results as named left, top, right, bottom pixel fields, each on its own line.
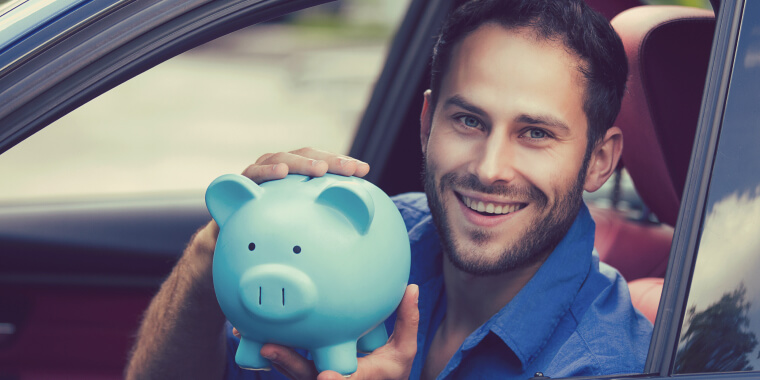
left=248, top=242, right=256, bottom=251
left=293, top=246, right=301, bottom=254
left=528, top=129, right=547, bottom=139
left=456, top=115, right=481, bottom=129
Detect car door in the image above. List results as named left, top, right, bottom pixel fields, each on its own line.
left=0, top=1, right=406, bottom=379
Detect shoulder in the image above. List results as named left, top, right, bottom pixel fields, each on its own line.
left=391, top=192, right=430, bottom=230
left=551, top=262, right=653, bottom=376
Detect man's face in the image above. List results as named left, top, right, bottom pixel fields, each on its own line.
left=421, top=24, right=592, bottom=275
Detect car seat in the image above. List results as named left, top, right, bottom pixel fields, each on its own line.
left=610, top=5, right=716, bottom=323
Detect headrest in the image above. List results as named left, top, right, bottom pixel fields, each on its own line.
left=612, top=6, right=715, bottom=226
left=585, top=0, right=642, bottom=20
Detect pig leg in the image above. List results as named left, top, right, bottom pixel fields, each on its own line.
left=311, top=341, right=358, bottom=375
left=236, top=338, right=270, bottom=370
left=357, top=323, right=388, bottom=353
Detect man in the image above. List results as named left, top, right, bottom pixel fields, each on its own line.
left=126, top=0, right=652, bottom=379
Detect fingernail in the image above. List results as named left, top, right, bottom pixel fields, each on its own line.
left=271, top=164, right=279, bottom=172
left=340, top=158, right=350, bottom=167
left=262, top=352, right=278, bottom=361
left=311, top=160, right=323, bottom=167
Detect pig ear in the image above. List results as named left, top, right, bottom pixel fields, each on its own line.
left=205, top=174, right=264, bottom=226
left=316, top=182, right=375, bottom=235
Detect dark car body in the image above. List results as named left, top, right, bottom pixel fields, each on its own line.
left=1, top=0, right=758, bottom=378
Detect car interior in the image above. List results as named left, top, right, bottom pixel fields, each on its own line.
left=0, top=0, right=720, bottom=378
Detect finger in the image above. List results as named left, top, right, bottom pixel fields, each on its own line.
left=387, top=284, right=420, bottom=359
left=241, top=162, right=289, bottom=184
left=349, top=285, right=419, bottom=379
left=260, top=343, right=318, bottom=380
left=290, top=147, right=370, bottom=177
left=255, top=152, right=277, bottom=165
left=232, top=327, right=241, bottom=339
left=317, top=370, right=351, bottom=380
left=254, top=151, right=329, bottom=178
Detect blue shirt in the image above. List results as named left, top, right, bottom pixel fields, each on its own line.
left=224, top=193, right=653, bottom=379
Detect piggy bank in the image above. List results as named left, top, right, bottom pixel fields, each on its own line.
left=205, top=173, right=411, bottom=375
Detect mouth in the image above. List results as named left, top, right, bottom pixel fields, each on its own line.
left=457, top=193, right=527, bottom=216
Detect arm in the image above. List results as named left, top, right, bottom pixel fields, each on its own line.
left=124, top=148, right=369, bottom=379
left=125, top=221, right=228, bottom=380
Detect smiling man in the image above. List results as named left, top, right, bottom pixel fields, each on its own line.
left=406, top=1, right=652, bottom=377
left=126, top=0, right=652, bottom=379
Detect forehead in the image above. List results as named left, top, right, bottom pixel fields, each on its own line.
left=439, top=24, right=588, bottom=129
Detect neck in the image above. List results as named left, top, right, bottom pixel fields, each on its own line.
left=440, top=254, right=546, bottom=334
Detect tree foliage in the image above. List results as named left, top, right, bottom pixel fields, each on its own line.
left=675, top=283, right=759, bottom=373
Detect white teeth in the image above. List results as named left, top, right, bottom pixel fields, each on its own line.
left=462, top=196, right=523, bottom=215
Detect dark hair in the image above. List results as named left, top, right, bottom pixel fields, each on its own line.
left=429, top=0, right=628, bottom=148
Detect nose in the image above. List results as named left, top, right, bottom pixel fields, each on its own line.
left=470, top=133, right=517, bottom=186
left=239, top=264, right=317, bottom=323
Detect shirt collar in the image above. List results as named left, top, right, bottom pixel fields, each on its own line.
left=465, top=202, right=596, bottom=370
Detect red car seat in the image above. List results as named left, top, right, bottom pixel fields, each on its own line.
left=611, top=5, right=716, bottom=323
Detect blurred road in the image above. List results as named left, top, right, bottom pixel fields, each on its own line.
left=0, top=22, right=395, bottom=200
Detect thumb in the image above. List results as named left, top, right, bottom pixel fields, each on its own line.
left=387, top=284, right=420, bottom=358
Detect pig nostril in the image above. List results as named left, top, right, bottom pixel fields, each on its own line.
left=282, top=288, right=285, bottom=306
left=259, top=287, right=262, bottom=305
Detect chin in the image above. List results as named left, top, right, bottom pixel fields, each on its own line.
left=444, top=233, right=549, bottom=276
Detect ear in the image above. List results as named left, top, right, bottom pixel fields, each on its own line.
left=584, top=126, right=623, bottom=192
left=316, top=182, right=375, bottom=235
left=420, top=89, right=434, bottom=155
left=206, top=174, right=264, bottom=227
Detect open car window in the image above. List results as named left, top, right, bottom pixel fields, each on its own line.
left=0, top=0, right=410, bottom=201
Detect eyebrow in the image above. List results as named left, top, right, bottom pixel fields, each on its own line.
left=442, top=95, right=488, bottom=118
left=516, top=114, right=570, bottom=132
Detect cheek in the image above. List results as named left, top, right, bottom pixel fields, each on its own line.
left=426, top=125, right=478, bottom=171
left=516, top=145, right=585, bottom=199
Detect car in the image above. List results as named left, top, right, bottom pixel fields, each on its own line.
left=0, top=0, right=756, bottom=378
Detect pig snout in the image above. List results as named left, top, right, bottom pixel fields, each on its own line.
left=238, top=264, right=317, bottom=322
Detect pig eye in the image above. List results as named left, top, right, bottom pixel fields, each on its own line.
left=248, top=242, right=256, bottom=251
left=293, top=246, right=301, bottom=254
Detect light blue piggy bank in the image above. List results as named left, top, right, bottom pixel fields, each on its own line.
left=205, top=173, right=411, bottom=375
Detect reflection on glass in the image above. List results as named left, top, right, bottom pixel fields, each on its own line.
left=676, top=284, right=758, bottom=372
left=675, top=1, right=760, bottom=374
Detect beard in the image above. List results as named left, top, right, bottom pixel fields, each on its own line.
left=423, top=156, right=589, bottom=276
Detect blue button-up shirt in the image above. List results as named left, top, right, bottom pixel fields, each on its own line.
left=224, top=193, right=653, bottom=379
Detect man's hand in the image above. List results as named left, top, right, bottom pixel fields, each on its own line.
left=243, top=147, right=370, bottom=184
left=233, top=284, right=420, bottom=380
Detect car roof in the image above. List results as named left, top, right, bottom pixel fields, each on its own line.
left=0, top=0, right=89, bottom=53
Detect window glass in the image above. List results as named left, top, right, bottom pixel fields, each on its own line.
left=675, top=1, right=760, bottom=373
left=0, top=0, right=410, bottom=200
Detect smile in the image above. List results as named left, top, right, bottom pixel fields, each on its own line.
left=460, top=195, right=526, bottom=215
